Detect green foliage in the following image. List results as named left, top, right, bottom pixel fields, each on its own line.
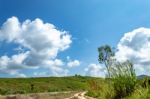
left=97, top=45, right=139, bottom=98
left=0, top=76, right=98, bottom=95
left=124, top=87, right=150, bottom=99
left=86, top=79, right=114, bottom=99
left=109, top=61, right=137, bottom=98
left=85, top=78, right=150, bottom=99
left=0, top=88, right=9, bottom=95
left=98, top=45, right=114, bottom=77
left=0, top=76, right=149, bottom=99
left=98, top=45, right=114, bottom=63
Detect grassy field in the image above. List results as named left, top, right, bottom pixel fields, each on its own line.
left=0, top=76, right=102, bottom=95
left=0, top=76, right=149, bottom=99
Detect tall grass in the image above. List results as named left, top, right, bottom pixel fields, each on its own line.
left=87, top=60, right=138, bottom=99
left=86, top=79, right=114, bottom=99
left=109, top=61, right=137, bottom=98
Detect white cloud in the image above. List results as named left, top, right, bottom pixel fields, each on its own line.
left=0, top=69, right=27, bottom=78
left=43, top=59, right=69, bottom=76
left=33, top=71, right=48, bottom=77
left=9, top=71, right=27, bottom=78
left=115, top=27, right=150, bottom=75
left=84, top=63, right=105, bottom=77
left=0, top=52, right=29, bottom=70
left=67, top=60, right=80, bottom=68
left=17, top=74, right=26, bottom=78
left=0, top=16, right=72, bottom=77
left=33, top=68, right=69, bottom=77
left=44, top=59, right=64, bottom=67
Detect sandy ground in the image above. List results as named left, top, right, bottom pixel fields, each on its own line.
left=2, top=91, right=77, bottom=99
left=65, top=91, right=96, bottom=99
left=1, top=91, right=95, bottom=99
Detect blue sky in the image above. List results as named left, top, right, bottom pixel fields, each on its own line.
left=0, top=0, right=150, bottom=77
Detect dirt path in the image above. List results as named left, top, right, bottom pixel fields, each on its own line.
left=65, top=91, right=96, bottom=99
left=2, top=91, right=95, bottom=99
left=2, top=91, right=78, bottom=99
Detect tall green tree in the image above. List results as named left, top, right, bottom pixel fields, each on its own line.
left=98, top=45, right=114, bottom=77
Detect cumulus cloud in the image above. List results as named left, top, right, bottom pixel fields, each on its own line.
left=0, top=69, right=27, bottom=78
left=9, top=71, right=27, bottom=78
left=115, top=27, right=150, bottom=75
left=0, top=52, right=30, bottom=68
left=0, top=16, right=72, bottom=76
left=67, top=60, right=80, bottom=68
left=84, top=63, right=105, bottom=77
left=33, top=72, right=48, bottom=77
left=43, top=59, right=69, bottom=76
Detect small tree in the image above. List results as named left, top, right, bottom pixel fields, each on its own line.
left=98, top=45, right=137, bottom=98
left=98, top=45, right=114, bottom=77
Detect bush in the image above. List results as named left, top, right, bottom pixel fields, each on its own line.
left=109, top=61, right=137, bottom=98
left=0, top=88, right=9, bottom=95
left=125, top=86, right=150, bottom=99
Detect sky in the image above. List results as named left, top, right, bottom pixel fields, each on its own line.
left=0, top=0, right=150, bottom=77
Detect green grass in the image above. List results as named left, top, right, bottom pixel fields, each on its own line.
left=0, top=76, right=149, bottom=99
left=86, top=77, right=150, bottom=99
left=0, top=76, right=103, bottom=95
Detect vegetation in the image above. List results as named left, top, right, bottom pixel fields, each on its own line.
left=110, top=61, right=137, bottom=98
left=86, top=77, right=150, bottom=99
left=0, top=76, right=103, bottom=95
left=98, top=45, right=114, bottom=77
left=86, top=45, right=150, bottom=99
left=0, top=45, right=149, bottom=99
left=0, top=73, right=149, bottom=99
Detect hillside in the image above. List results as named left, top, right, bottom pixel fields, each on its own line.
left=137, top=75, right=149, bottom=79
left=0, top=76, right=102, bottom=95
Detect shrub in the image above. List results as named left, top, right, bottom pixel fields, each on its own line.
left=0, top=88, right=9, bottom=95
left=125, top=86, right=150, bottom=99
left=109, top=61, right=137, bottom=98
